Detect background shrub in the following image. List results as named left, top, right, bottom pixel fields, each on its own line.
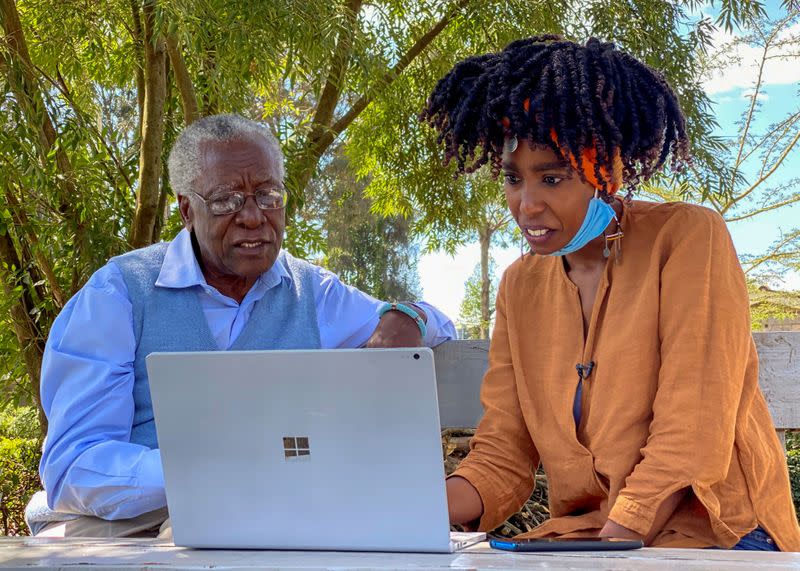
left=788, top=431, right=799, bottom=519
left=0, top=406, right=41, bottom=536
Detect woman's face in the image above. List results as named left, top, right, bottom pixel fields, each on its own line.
left=502, top=142, right=596, bottom=255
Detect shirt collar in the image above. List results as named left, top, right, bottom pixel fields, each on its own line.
left=155, top=229, right=292, bottom=291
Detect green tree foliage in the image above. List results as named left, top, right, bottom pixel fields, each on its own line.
left=1, top=0, right=767, bottom=435
left=309, top=152, right=420, bottom=300
left=349, top=0, right=741, bottom=234
left=748, top=280, right=800, bottom=329
left=459, top=258, right=498, bottom=339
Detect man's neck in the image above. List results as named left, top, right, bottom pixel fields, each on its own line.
left=204, top=272, right=258, bottom=303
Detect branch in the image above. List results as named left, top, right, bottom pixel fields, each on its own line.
left=725, top=193, right=800, bottom=222
left=723, top=14, right=798, bottom=214
left=743, top=235, right=799, bottom=275
left=165, top=32, right=200, bottom=125
left=328, top=0, right=470, bottom=142
left=35, top=63, right=134, bottom=190
left=288, top=0, right=471, bottom=198
left=0, top=154, right=63, bottom=219
left=757, top=114, right=800, bottom=178
left=490, top=212, right=513, bottom=234
left=738, top=111, right=799, bottom=167
left=0, top=0, right=90, bottom=268
left=726, top=40, right=768, bottom=205
left=307, top=0, right=363, bottom=139
left=0, top=226, right=47, bottom=433
left=729, top=127, right=800, bottom=207
left=4, top=184, right=65, bottom=308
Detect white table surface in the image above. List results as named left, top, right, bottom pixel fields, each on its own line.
left=1, top=538, right=799, bottom=570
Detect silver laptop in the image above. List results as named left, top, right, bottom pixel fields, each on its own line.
left=146, top=348, right=485, bottom=552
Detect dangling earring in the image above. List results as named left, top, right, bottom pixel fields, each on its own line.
left=603, top=214, right=624, bottom=261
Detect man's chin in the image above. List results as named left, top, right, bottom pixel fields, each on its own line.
left=229, top=256, right=278, bottom=280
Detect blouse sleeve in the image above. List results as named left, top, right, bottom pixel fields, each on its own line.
left=451, top=271, right=540, bottom=531
left=608, top=206, right=753, bottom=536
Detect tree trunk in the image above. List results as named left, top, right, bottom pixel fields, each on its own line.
left=478, top=225, right=491, bottom=339
left=129, top=0, right=167, bottom=249
left=129, top=0, right=145, bottom=139
left=151, top=63, right=174, bottom=244
left=165, top=32, right=200, bottom=125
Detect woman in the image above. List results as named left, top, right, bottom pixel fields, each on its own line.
left=421, top=35, right=800, bottom=551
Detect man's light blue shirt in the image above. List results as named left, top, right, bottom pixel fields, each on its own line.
left=40, top=229, right=455, bottom=520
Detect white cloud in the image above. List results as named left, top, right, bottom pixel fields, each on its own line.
left=702, top=21, right=800, bottom=95
left=777, top=270, right=800, bottom=291
left=740, top=91, right=770, bottom=101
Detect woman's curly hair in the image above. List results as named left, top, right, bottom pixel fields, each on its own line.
left=420, top=35, right=690, bottom=195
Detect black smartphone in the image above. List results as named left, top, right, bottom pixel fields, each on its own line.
left=489, top=536, right=644, bottom=552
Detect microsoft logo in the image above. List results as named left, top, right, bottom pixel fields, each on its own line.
left=283, top=436, right=310, bottom=459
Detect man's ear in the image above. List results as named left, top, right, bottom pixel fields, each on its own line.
left=177, top=194, right=193, bottom=231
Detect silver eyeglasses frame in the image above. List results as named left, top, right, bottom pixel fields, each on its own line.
left=189, top=187, right=287, bottom=216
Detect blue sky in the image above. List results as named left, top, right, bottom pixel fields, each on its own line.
left=418, top=5, right=800, bottom=322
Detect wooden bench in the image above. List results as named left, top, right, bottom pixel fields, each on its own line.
left=433, top=331, right=800, bottom=447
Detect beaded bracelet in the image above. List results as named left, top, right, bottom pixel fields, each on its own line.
left=378, top=302, right=427, bottom=339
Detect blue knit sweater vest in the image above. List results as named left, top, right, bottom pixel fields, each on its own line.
left=112, top=243, right=322, bottom=449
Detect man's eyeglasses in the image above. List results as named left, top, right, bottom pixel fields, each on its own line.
left=190, top=187, right=287, bottom=216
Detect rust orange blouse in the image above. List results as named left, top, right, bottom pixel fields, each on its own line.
left=453, top=201, right=800, bottom=550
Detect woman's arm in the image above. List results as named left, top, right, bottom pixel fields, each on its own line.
left=448, top=271, right=541, bottom=531
left=601, top=489, right=687, bottom=543
left=605, top=206, right=753, bottom=540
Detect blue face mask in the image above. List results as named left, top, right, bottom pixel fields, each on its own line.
left=548, top=194, right=616, bottom=256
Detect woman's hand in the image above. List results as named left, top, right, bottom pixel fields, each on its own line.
left=446, top=476, right=484, bottom=529
left=601, top=488, right=688, bottom=545
left=599, top=519, right=643, bottom=541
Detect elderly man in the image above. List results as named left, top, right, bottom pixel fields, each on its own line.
left=26, top=114, right=455, bottom=538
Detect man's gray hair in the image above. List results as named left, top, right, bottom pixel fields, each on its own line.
left=168, top=114, right=284, bottom=198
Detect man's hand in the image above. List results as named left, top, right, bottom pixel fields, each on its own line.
left=365, top=310, right=424, bottom=347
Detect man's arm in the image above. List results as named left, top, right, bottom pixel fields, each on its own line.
left=313, top=268, right=455, bottom=348
left=40, top=263, right=166, bottom=519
